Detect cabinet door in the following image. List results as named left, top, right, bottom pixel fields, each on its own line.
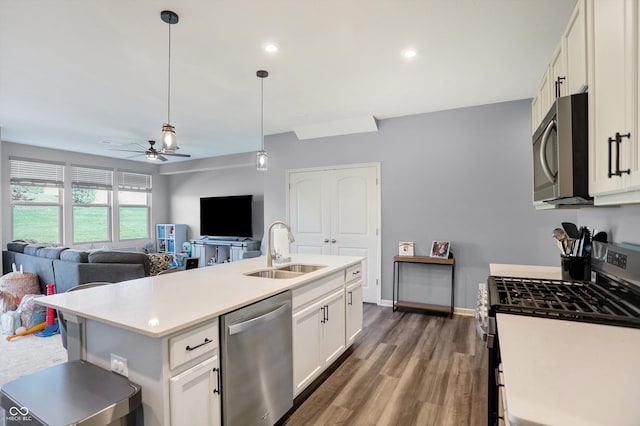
left=537, top=69, right=553, bottom=118
left=170, top=355, right=221, bottom=426
left=322, top=290, right=346, bottom=366
left=292, top=301, right=323, bottom=396
left=346, top=281, right=363, bottom=346
left=588, top=0, right=635, bottom=197
left=564, top=0, right=588, bottom=94
left=550, top=43, right=565, bottom=98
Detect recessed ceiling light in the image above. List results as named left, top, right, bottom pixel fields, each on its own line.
left=403, top=49, right=417, bottom=59
left=264, top=44, right=278, bottom=53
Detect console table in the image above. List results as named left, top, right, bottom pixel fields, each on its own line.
left=392, top=254, right=455, bottom=317
left=191, top=238, right=261, bottom=267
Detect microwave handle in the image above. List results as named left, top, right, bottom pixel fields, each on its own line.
left=539, top=119, right=557, bottom=183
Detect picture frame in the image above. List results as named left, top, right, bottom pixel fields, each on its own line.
left=430, top=241, right=450, bottom=259
left=398, top=242, right=414, bottom=256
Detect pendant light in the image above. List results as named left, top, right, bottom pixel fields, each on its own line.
left=161, top=10, right=178, bottom=152
left=256, top=70, right=269, bottom=171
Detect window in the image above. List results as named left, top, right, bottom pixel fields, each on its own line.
left=10, top=158, right=64, bottom=244
left=71, top=166, right=113, bottom=243
left=118, top=171, right=152, bottom=240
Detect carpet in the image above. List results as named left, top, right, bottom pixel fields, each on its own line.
left=0, top=332, right=67, bottom=387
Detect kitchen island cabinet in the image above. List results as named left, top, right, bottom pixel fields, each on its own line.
left=38, top=254, right=362, bottom=426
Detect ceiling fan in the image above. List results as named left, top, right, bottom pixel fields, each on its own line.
left=109, top=140, right=191, bottom=162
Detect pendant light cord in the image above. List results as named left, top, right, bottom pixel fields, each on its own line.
left=261, top=77, right=264, bottom=150
left=167, top=20, right=172, bottom=124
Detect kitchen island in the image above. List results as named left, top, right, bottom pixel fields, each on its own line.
left=37, top=254, right=363, bottom=426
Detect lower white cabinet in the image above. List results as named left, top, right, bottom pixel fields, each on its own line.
left=170, top=355, right=221, bottom=426
left=292, top=288, right=346, bottom=396
left=346, top=280, right=363, bottom=346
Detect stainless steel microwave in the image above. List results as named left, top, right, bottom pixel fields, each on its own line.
left=532, top=93, right=591, bottom=205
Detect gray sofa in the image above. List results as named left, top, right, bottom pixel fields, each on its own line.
left=2, top=242, right=150, bottom=294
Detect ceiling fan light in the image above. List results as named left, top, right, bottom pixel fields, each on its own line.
left=256, top=150, right=268, bottom=171
left=161, top=124, right=177, bottom=151
left=146, top=151, right=158, bottom=160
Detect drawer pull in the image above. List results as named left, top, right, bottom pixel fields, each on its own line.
left=352, top=270, right=361, bottom=276
left=186, top=337, right=213, bottom=351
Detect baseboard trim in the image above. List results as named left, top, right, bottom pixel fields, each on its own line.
left=378, top=299, right=474, bottom=316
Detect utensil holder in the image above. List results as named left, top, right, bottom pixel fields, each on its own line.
left=561, top=255, right=590, bottom=281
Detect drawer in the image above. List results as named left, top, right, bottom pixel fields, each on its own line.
left=169, top=320, right=218, bottom=370
left=292, top=271, right=344, bottom=311
left=345, top=263, right=362, bottom=284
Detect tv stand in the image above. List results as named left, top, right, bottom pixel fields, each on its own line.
left=191, top=237, right=261, bottom=266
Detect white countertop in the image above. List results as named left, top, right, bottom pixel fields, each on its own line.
left=489, top=263, right=562, bottom=280
left=497, top=313, right=640, bottom=426
left=37, top=254, right=361, bottom=338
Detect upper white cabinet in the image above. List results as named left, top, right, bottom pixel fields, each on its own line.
left=532, top=0, right=588, bottom=133
left=587, top=0, right=640, bottom=204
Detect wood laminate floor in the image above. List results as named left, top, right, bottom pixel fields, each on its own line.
left=285, top=304, right=487, bottom=426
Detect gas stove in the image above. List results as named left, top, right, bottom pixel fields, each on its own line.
left=488, top=275, right=640, bottom=328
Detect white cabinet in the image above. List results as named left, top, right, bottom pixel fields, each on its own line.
left=169, top=355, right=221, bottom=426
left=563, top=0, right=588, bottom=95
left=587, top=0, right=640, bottom=204
left=292, top=288, right=345, bottom=396
left=532, top=0, right=588, bottom=132
left=156, top=224, right=187, bottom=259
left=346, top=280, right=363, bottom=346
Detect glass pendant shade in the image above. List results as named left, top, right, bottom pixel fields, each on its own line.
left=161, top=124, right=177, bottom=151
left=256, top=150, right=268, bottom=171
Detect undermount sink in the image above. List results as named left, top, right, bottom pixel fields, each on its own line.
left=244, top=264, right=327, bottom=279
left=245, top=269, right=303, bottom=279
left=276, top=264, right=327, bottom=273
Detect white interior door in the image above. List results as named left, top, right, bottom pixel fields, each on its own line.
left=288, top=164, right=380, bottom=304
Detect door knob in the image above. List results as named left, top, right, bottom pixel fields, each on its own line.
left=323, top=238, right=330, bottom=243
left=331, top=239, right=336, bottom=243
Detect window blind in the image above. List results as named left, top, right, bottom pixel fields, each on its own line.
left=9, top=158, right=64, bottom=187
left=118, top=172, right=152, bottom=193
left=71, top=166, right=113, bottom=190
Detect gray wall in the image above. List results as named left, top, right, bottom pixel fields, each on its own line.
left=578, top=205, right=640, bottom=245
left=1, top=141, right=170, bottom=250
left=165, top=152, right=265, bottom=240
left=262, top=99, right=578, bottom=309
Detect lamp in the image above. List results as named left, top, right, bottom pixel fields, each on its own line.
left=161, top=11, right=179, bottom=152
left=256, top=70, right=269, bottom=171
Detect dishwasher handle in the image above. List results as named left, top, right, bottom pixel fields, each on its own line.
left=228, top=301, right=291, bottom=336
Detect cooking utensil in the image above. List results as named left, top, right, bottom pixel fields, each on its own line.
left=561, top=222, right=580, bottom=239
left=553, top=228, right=569, bottom=255
left=593, top=231, right=608, bottom=243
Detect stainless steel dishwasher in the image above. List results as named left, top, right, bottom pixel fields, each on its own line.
left=220, top=290, right=293, bottom=425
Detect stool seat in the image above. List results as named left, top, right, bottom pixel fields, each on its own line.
left=1, top=360, right=142, bottom=425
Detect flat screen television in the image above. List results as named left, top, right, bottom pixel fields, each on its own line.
left=200, top=195, right=253, bottom=238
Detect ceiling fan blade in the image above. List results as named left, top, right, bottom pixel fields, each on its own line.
left=126, top=153, right=144, bottom=159
left=109, top=148, right=145, bottom=153
left=162, top=152, right=191, bottom=158
left=157, top=155, right=169, bottom=162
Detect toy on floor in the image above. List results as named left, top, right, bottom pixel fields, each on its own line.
left=6, top=321, right=46, bottom=341
left=35, top=284, right=59, bottom=337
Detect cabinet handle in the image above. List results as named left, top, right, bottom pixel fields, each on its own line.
left=554, top=76, right=565, bottom=98
left=212, top=367, right=220, bottom=395
left=608, top=132, right=631, bottom=178
left=325, top=305, right=329, bottom=322
left=320, top=307, right=326, bottom=323
left=185, top=337, right=212, bottom=351
left=348, top=291, right=353, bottom=305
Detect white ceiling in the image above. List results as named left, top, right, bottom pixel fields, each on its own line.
left=0, top=0, right=576, bottom=162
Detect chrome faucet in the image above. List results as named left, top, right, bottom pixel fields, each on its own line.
left=266, top=221, right=295, bottom=267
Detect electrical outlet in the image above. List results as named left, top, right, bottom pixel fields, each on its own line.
left=110, top=353, right=129, bottom=377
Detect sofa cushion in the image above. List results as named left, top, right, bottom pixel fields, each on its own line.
left=23, top=244, right=46, bottom=256
left=36, top=247, right=68, bottom=259
left=6, top=241, right=29, bottom=253
left=88, top=251, right=150, bottom=276
left=149, top=253, right=173, bottom=276
left=59, top=249, right=90, bottom=263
